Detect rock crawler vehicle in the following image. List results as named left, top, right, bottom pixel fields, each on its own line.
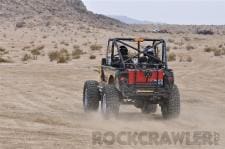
left=83, top=38, right=180, bottom=119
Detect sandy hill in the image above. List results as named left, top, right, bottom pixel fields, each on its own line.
left=0, top=0, right=126, bottom=29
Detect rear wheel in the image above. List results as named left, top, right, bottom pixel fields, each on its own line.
left=161, top=84, right=180, bottom=119
left=83, top=80, right=100, bottom=112
left=101, top=85, right=120, bottom=119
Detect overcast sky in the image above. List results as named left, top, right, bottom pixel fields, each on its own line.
left=83, top=0, right=225, bottom=25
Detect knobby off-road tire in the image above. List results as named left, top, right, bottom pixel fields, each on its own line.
left=101, top=85, right=120, bottom=119
left=83, top=80, right=100, bottom=112
left=161, top=84, right=180, bottom=119
left=141, top=104, right=157, bottom=114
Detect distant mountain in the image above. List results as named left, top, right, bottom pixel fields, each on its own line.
left=0, top=0, right=126, bottom=29
left=108, top=15, right=153, bottom=24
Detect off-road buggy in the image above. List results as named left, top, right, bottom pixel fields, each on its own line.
left=83, top=38, right=180, bottom=119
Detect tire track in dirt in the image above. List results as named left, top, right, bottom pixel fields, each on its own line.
left=0, top=63, right=224, bottom=149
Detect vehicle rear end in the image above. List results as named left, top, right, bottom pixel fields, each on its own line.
left=118, top=66, right=173, bottom=100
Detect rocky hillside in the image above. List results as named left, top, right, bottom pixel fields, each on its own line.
left=0, top=0, right=126, bottom=29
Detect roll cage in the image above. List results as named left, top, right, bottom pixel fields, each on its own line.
left=105, top=38, right=168, bottom=69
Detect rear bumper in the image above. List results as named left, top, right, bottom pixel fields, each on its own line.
left=120, top=84, right=169, bottom=98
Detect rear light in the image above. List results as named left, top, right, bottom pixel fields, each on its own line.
left=168, top=76, right=174, bottom=81
left=120, top=77, right=126, bottom=81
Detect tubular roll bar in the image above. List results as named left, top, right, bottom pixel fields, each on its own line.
left=106, top=38, right=168, bottom=69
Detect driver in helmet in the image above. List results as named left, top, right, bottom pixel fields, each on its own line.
left=119, top=46, right=129, bottom=60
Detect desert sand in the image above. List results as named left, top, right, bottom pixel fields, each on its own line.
left=0, top=0, right=225, bottom=148
left=0, top=33, right=225, bottom=148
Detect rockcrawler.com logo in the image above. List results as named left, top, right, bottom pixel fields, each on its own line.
left=92, top=131, right=220, bottom=146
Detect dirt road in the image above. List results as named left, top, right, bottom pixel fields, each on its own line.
left=0, top=60, right=224, bottom=149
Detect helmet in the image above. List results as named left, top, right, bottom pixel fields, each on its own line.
left=144, top=46, right=154, bottom=56
left=120, top=46, right=128, bottom=56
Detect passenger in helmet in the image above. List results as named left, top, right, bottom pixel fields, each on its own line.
left=144, top=45, right=155, bottom=56
left=139, top=45, right=154, bottom=63
left=139, top=45, right=159, bottom=64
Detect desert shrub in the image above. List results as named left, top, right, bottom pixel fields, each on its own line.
left=213, top=49, right=222, bottom=56
left=222, top=48, right=225, bottom=55
left=186, top=45, right=195, bottom=51
left=0, top=47, right=8, bottom=56
left=35, top=45, right=45, bottom=51
left=16, top=21, right=25, bottom=28
left=72, top=49, right=85, bottom=59
left=176, top=31, right=186, bottom=34
left=196, top=29, right=214, bottom=35
left=186, top=56, right=193, bottom=62
left=42, top=35, right=47, bottom=39
left=57, top=50, right=70, bottom=63
left=204, top=47, right=225, bottom=56
left=179, top=55, right=192, bottom=62
left=204, top=47, right=213, bottom=52
left=168, top=52, right=176, bottom=61
left=0, top=57, right=12, bottom=63
left=175, top=41, right=184, bottom=47
left=54, top=44, right=58, bottom=49
left=4, top=51, right=9, bottom=54
left=83, top=42, right=88, bottom=46
left=45, top=21, right=50, bottom=27
left=218, top=44, right=223, bottom=48
left=0, top=47, right=8, bottom=55
left=31, top=45, right=45, bottom=56
left=48, top=51, right=59, bottom=62
left=22, top=54, right=32, bottom=61
left=90, top=44, right=103, bottom=51
left=158, top=29, right=169, bottom=34
left=60, top=41, right=69, bottom=46
left=72, top=54, right=80, bottom=59
left=168, top=39, right=175, bottom=43
left=0, top=47, right=6, bottom=52
left=173, top=46, right=178, bottom=50
left=183, top=37, right=191, bottom=41
left=48, top=49, right=70, bottom=63
left=89, top=55, right=96, bottom=60
left=78, top=25, right=86, bottom=30
left=179, top=55, right=184, bottom=62
left=22, top=46, right=30, bottom=51
left=73, top=45, right=80, bottom=50
left=31, top=49, right=40, bottom=56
